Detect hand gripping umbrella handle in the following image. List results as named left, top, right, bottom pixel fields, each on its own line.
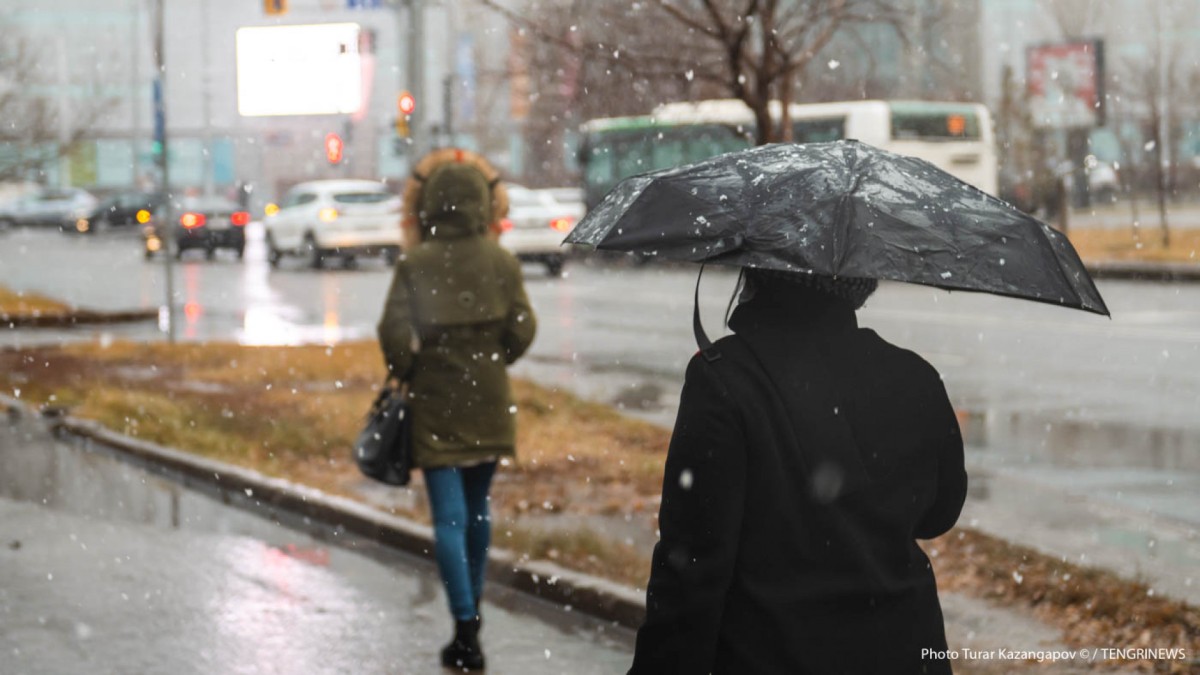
left=694, top=264, right=722, bottom=362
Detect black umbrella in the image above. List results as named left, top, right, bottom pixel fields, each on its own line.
left=566, top=140, right=1109, bottom=317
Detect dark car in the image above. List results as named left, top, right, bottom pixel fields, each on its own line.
left=76, top=191, right=163, bottom=235
left=143, top=196, right=250, bottom=260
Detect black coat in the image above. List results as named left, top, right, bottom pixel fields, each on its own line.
left=630, top=285, right=967, bottom=675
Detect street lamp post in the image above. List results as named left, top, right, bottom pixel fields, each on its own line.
left=393, top=0, right=424, bottom=158
left=153, top=0, right=176, bottom=342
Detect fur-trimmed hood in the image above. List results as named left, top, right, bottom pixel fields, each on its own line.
left=401, top=148, right=509, bottom=247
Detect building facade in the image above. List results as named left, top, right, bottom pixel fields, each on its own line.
left=0, top=0, right=509, bottom=208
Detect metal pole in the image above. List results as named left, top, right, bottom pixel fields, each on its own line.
left=129, top=0, right=141, bottom=184
left=1154, top=0, right=1171, bottom=247
left=153, top=0, right=176, bottom=343
left=406, top=0, right=424, bottom=157
left=201, top=0, right=214, bottom=197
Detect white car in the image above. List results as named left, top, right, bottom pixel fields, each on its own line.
left=500, top=185, right=584, bottom=276
left=1084, top=155, right=1119, bottom=204
left=264, top=179, right=402, bottom=269
left=0, top=187, right=98, bottom=230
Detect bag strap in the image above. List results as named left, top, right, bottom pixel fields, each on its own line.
left=392, top=254, right=419, bottom=386
left=693, top=264, right=721, bottom=362
left=692, top=265, right=745, bottom=363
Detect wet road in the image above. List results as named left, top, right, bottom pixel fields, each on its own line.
left=0, top=412, right=633, bottom=674
left=3, top=225, right=1198, bottom=465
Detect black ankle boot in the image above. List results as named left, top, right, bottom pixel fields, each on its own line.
left=441, top=617, right=485, bottom=671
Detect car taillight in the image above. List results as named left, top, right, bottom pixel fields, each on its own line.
left=231, top=211, right=250, bottom=226
left=180, top=212, right=205, bottom=229
left=318, top=207, right=339, bottom=222
left=550, top=217, right=574, bottom=232
left=500, top=218, right=514, bottom=232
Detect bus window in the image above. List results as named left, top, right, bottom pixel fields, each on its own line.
left=689, top=127, right=749, bottom=163
left=583, top=144, right=615, bottom=193
left=792, top=118, right=845, bottom=143
left=891, top=110, right=981, bottom=140
left=615, top=136, right=654, bottom=177
left=652, top=133, right=687, bottom=170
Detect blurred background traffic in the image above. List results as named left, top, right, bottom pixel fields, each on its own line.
left=0, top=0, right=1197, bottom=249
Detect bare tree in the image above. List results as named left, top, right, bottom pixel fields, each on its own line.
left=799, top=0, right=980, bottom=103
left=484, top=0, right=906, bottom=146
left=1103, top=3, right=1195, bottom=248
left=0, top=21, right=109, bottom=184
left=1041, top=0, right=1102, bottom=41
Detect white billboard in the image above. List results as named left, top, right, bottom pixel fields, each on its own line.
left=236, top=23, right=363, bottom=117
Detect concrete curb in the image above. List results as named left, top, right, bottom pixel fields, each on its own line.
left=1, top=308, right=159, bottom=328
left=0, top=393, right=647, bottom=629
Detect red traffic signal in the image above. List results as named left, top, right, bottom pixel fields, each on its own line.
left=398, top=91, right=416, bottom=116
left=325, top=132, right=344, bottom=164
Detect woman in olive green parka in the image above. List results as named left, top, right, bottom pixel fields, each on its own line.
left=377, top=148, right=536, bottom=671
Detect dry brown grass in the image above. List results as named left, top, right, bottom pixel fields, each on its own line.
left=0, top=340, right=663, bottom=579
left=0, top=285, right=73, bottom=317
left=3, top=340, right=1198, bottom=668
left=928, top=529, right=1200, bottom=673
left=1069, top=228, right=1200, bottom=264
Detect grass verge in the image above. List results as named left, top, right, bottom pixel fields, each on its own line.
left=2, top=340, right=1196, bottom=670
left=0, top=285, right=73, bottom=318
left=1069, top=227, right=1200, bottom=264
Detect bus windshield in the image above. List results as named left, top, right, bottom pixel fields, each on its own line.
left=889, top=103, right=982, bottom=141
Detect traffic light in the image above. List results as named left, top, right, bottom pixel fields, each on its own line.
left=398, top=91, right=416, bottom=116
left=263, top=0, right=287, bottom=15
left=394, top=90, right=415, bottom=142
left=325, top=132, right=344, bottom=164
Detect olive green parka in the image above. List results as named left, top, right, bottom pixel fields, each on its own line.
left=377, top=161, right=536, bottom=469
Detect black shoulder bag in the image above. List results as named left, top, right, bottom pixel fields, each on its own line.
left=356, top=260, right=417, bottom=486
left=353, top=379, right=413, bottom=486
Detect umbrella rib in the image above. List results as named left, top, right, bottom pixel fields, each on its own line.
left=1028, top=218, right=1094, bottom=310
left=834, top=152, right=868, bottom=276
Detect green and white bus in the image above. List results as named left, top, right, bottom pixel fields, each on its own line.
left=578, top=99, right=998, bottom=210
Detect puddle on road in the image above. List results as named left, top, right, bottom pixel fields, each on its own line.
left=959, top=409, right=1200, bottom=472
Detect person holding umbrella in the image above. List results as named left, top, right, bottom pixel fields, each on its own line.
left=565, top=140, right=1109, bottom=673
left=378, top=148, right=537, bottom=672
left=628, top=267, right=966, bottom=673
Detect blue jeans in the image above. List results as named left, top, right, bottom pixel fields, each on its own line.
left=422, top=462, right=497, bottom=621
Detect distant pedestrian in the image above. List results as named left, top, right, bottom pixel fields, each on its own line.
left=629, top=270, right=967, bottom=674
left=377, top=148, right=537, bottom=672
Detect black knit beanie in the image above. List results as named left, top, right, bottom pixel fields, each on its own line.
left=744, top=268, right=878, bottom=310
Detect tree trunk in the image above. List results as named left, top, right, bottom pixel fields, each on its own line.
left=778, top=75, right=795, bottom=142
left=750, top=93, right=773, bottom=146
left=1150, top=104, right=1171, bottom=247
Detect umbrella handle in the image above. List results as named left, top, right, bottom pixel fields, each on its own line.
left=694, top=265, right=722, bottom=362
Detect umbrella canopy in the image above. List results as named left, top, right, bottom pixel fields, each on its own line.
left=566, top=140, right=1109, bottom=316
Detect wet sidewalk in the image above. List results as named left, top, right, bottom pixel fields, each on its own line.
left=0, top=416, right=633, bottom=675
left=0, top=405, right=1109, bottom=674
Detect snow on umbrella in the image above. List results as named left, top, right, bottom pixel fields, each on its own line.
left=565, top=140, right=1109, bottom=316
